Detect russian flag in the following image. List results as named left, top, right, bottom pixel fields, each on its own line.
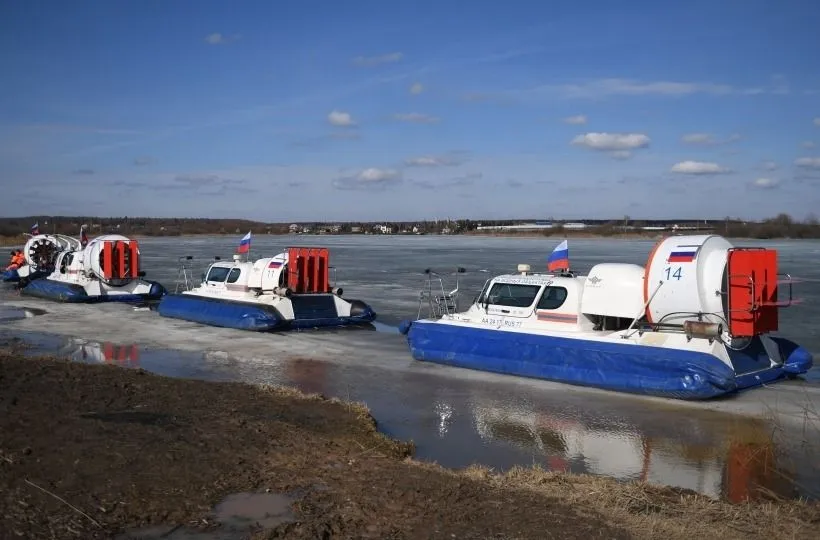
left=668, top=249, right=696, bottom=263
left=30, top=222, right=39, bottom=235
left=236, top=231, right=251, bottom=254
left=547, top=239, right=569, bottom=272
left=80, top=227, right=88, bottom=247
left=268, top=260, right=282, bottom=269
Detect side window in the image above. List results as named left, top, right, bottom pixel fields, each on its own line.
left=226, top=268, right=242, bottom=284
left=537, top=286, right=568, bottom=310
left=205, top=266, right=231, bottom=282
left=486, top=283, right=541, bottom=307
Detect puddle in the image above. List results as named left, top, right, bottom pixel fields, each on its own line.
left=212, top=492, right=295, bottom=529
left=116, top=491, right=295, bottom=539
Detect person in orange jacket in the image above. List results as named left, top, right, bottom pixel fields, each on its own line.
left=6, top=250, right=25, bottom=270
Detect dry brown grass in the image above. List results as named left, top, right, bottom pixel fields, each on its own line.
left=4, top=348, right=819, bottom=539
left=440, top=463, right=820, bottom=540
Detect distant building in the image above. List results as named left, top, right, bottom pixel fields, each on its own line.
left=475, top=223, right=554, bottom=232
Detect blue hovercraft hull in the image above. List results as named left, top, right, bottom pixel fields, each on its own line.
left=20, top=279, right=167, bottom=303
left=2, top=268, right=50, bottom=283
left=1, top=269, right=19, bottom=282
left=0, top=269, right=20, bottom=283
left=399, top=320, right=813, bottom=400
left=156, top=292, right=377, bottom=332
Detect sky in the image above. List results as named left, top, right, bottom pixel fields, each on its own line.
left=1, top=0, right=819, bottom=222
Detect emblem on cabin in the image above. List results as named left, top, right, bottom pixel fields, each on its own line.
left=588, top=275, right=602, bottom=286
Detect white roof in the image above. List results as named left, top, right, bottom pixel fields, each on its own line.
left=491, top=272, right=580, bottom=287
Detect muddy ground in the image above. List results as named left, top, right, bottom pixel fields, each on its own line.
left=1, top=349, right=818, bottom=540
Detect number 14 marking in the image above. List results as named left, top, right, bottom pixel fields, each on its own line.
left=664, top=266, right=683, bottom=280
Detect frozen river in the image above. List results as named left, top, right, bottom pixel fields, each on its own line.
left=2, top=233, right=819, bottom=502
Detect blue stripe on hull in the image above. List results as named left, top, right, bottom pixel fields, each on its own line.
left=21, top=279, right=166, bottom=303
left=403, top=321, right=741, bottom=400
left=157, top=293, right=377, bottom=332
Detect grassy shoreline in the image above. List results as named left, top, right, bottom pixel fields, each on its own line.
left=1, top=349, right=818, bottom=539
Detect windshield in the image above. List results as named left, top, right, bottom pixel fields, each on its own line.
left=485, top=282, right=541, bottom=308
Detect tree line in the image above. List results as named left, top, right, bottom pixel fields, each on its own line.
left=1, top=214, right=819, bottom=239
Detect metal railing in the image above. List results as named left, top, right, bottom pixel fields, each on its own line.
left=173, top=256, right=195, bottom=293
left=416, top=267, right=466, bottom=320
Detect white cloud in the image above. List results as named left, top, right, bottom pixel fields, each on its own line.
left=359, top=168, right=398, bottom=182
left=332, top=167, right=402, bottom=190
left=571, top=132, right=650, bottom=152
left=670, top=161, right=732, bottom=175
left=404, top=154, right=464, bottom=167
left=681, top=133, right=741, bottom=145
left=555, top=78, right=734, bottom=99
left=762, top=160, right=778, bottom=171
left=563, top=115, right=587, bottom=125
left=410, top=83, right=424, bottom=95
left=795, top=157, right=820, bottom=169
left=681, top=133, right=715, bottom=145
left=814, top=117, right=820, bottom=126
left=204, top=32, right=240, bottom=45
left=327, top=110, right=355, bottom=127
left=514, top=76, right=797, bottom=101
left=352, top=52, right=403, bottom=67
left=751, top=178, right=779, bottom=189
left=393, top=112, right=440, bottom=124
left=803, top=141, right=816, bottom=149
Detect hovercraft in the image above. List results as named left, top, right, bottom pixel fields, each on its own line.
left=20, top=234, right=166, bottom=303
left=398, top=234, right=813, bottom=400
left=157, top=246, right=377, bottom=331
left=2, top=233, right=80, bottom=284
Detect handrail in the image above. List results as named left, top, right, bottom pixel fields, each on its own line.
left=622, top=280, right=664, bottom=339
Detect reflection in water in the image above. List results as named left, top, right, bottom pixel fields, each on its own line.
left=434, top=402, right=454, bottom=438
left=60, top=338, right=140, bottom=368
left=6, top=331, right=817, bottom=503
left=471, top=399, right=799, bottom=502
left=285, top=357, right=329, bottom=396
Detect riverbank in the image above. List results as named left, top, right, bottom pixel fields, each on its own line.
left=1, top=349, right=818, bottom=539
